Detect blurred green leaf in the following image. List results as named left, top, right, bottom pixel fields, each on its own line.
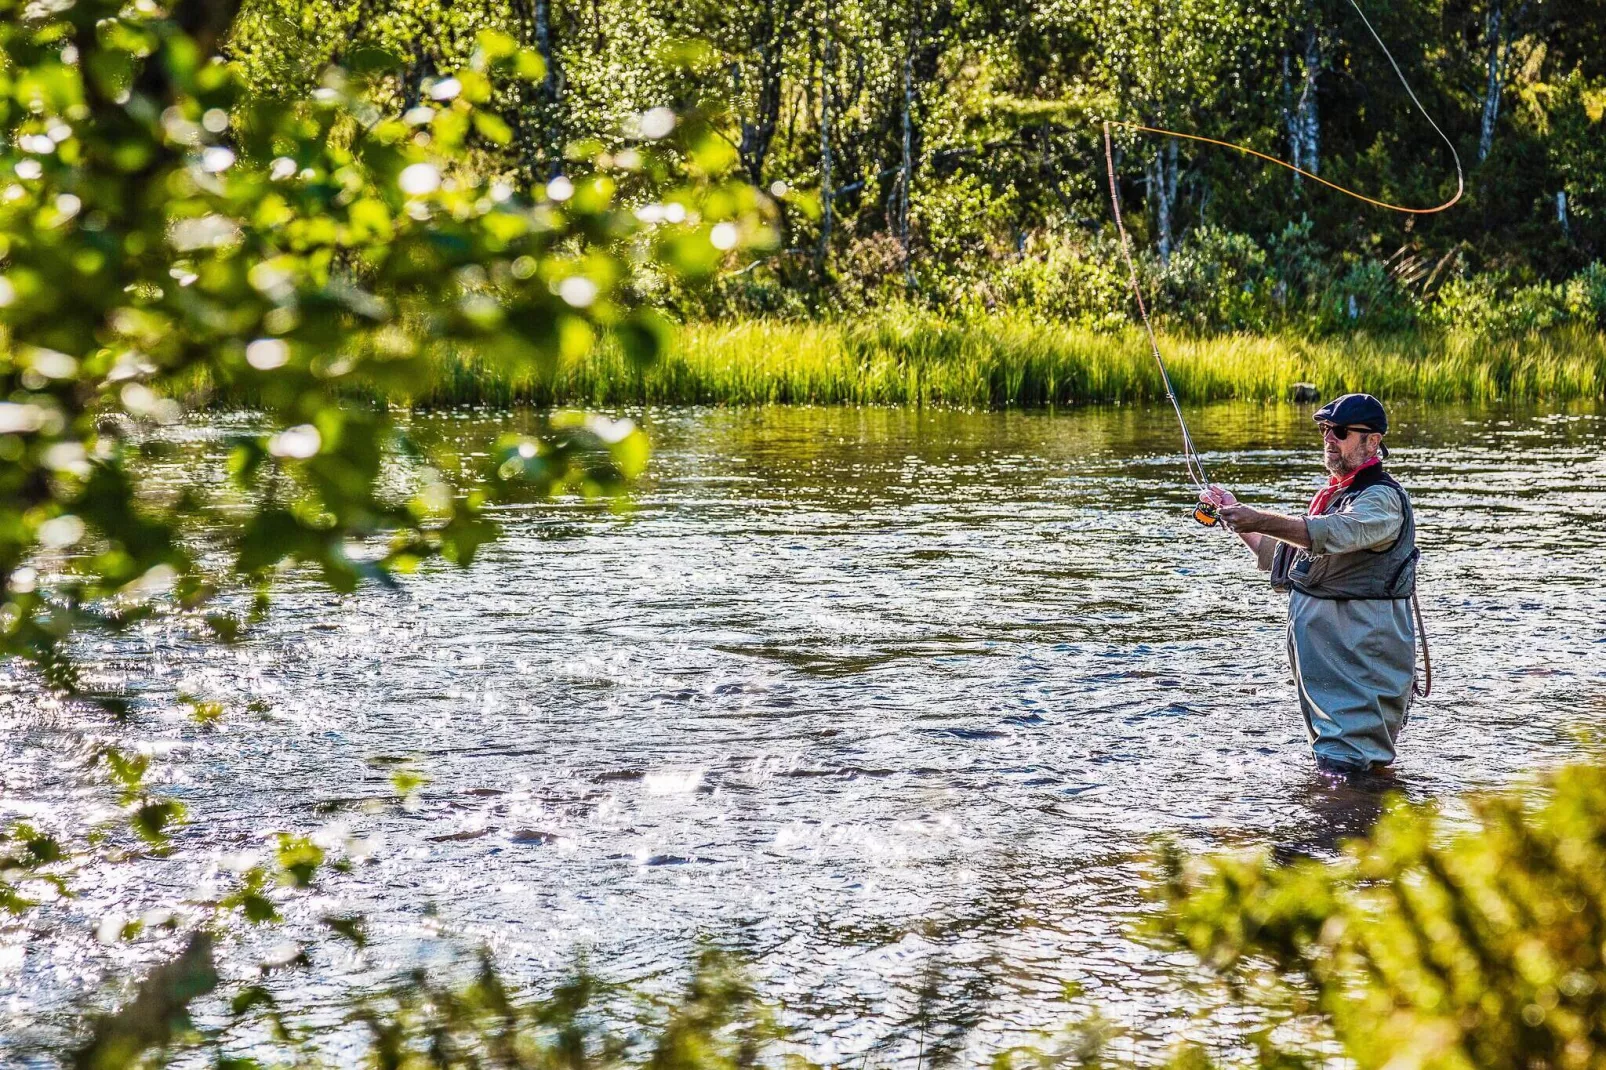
left=221, top=867, right=280, bottom=924
left=73, top=933, right=217, bottom=1070
left=275, top=834, right=324, bottom=888
left=322, top=913, right=369, bottom=948
left=131, top=800, right=186, bottom=845
left=391, top=769, right=430, bottom=799
left=1157, top=761, right=1606, bottom=1067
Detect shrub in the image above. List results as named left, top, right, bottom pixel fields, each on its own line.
left=1154, top=226, right=1274, bottom=332
left=911, top=171, right=1022, bottom=274
left=1310, top=259, right=1422, bottom=334
left=1562, top=262, right=1606, bottom=328
left=981, top=231, right=1132, bottom=329
left=1158, top=759, right=1606, bottom=1068
left=1424, top=269, right=1606, bottom=336
left=1263, top=217, right=1335, bottom=311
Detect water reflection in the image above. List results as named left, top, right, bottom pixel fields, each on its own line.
left=1273, top=768, right=1398, bottom=863
left=0, top=401, right=1603, bottom=1064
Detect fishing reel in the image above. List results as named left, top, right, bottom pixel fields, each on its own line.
left=1193, top=501, right=1220, bottom=527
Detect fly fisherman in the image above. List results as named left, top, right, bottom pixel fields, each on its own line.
left=1200, top=394, right=1420, bottom=774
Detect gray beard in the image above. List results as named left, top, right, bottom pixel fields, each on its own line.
left=1325, top=451, right=1369, bottom=477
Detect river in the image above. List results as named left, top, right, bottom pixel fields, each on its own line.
left=2, top=401, right=1603, bottom=1065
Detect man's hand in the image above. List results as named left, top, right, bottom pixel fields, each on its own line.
left=1201, top=486, right=1310, bottom=552
left=1217, top=503, right=1255, bottom=530
left=1203, top=486, right=1268, bottom=533
left=1203, top=485, right=1264, bottom=554
left=1202, top=488, right=1305, bottom=540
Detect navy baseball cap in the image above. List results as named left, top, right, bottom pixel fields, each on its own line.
left=1313, top=393, right=1388, bottom=434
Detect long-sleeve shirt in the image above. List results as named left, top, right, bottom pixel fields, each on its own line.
left=1253, top=484, right=1405, bottom=571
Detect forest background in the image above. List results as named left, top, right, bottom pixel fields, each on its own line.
left=232, top=0, right=1606, bottom=339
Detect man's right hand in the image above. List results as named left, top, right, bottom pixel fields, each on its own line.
left=1201, top=484, right=1238, bottom=509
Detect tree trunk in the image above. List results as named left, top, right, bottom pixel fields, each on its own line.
left=535, top=0, right=564, bottom=178
left=515, top=0, right=565, bottom=180
left=327, top=0, right=379, bottom=71
left=1282, top=19, right=1321, bottom=181
left=170, top=0, right=244, bottom=59
left=1299, top=25, right=1320, bottom=176
left=1282, top=48, right=1297, bottom=175
left=401, top=45, right=436, bottom=111
left=1478, top=0, right=1505, bottom=163
left=816, top=0, right=834, bottom=275
left=1151, top=138, right=1177, bottom=266
left=899, top=25, right=914, bottom=282
left=739, top=0, right=793, bottom=188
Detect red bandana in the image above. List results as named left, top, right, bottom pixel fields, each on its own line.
left=1308, top=456, right=1380, bottom=516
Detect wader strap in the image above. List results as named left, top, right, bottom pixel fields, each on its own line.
left=1412, top=591, right=1432, bottom=699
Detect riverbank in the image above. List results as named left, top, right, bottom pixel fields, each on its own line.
left=409, top=313, right=1606, bottom=408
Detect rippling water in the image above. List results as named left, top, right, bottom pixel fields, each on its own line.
left=2, top=402, right=1604, bottom=1064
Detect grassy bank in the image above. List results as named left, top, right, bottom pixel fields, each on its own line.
left=409, top=313, right=1606, bottom=408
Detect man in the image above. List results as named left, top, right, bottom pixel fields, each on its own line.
left=1202, top=394, right=1419, bottom=774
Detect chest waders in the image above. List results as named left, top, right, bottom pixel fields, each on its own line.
left=1270, top=465, right=1432, bottom=699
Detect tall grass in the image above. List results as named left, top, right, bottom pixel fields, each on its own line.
left=408, top=311, right=1606, bottom=408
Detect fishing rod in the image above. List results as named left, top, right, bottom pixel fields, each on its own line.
left=1100, top=123, right=1219, bottom=528
left=1101, top=0, right=1464, bottom=528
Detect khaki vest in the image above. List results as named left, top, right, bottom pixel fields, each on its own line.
left=1270, top=464, right=1418, bottom=600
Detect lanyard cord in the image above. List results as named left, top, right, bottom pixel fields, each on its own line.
left=1412, top=591, right=1432, bottom=697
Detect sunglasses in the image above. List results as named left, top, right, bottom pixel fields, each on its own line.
left=1318, top=423, right=1378, bottom=441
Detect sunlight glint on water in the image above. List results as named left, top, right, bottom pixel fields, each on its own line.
left=1, top=401, right=1603, bottom=1064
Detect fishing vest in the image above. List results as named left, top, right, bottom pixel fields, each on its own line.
left=1269, top=464, right=1418, bottom=600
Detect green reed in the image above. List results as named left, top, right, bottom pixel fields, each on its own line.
left=405, top=311, right=1606, bottom=408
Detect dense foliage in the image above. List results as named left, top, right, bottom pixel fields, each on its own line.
left=1158, top=759, right=1606, bottom=1068
left=0, top=0, right=768, bottom=679
left=70, top=943, right=797, bottom=1070
left=0, top=0, right=769, bottom=1058
left=226, top=0, right=1606, bottom=332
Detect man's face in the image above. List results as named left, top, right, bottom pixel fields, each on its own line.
left=1320, top=422, right=1380, bottom=475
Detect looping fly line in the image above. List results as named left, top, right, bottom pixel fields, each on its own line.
left=1105, top=0, right=1464, bottom=216
left=1102, top=0, right=1464, bottom=514
left=1103, top=121, right=1462, bottom=214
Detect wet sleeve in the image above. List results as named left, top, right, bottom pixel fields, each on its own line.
left=1304, top=485, right=1403, bottom=556
left=1254, top=535, right=1277, bottom=572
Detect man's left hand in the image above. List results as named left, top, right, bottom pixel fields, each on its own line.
left=1217, top=504, right=1262, bottom=532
